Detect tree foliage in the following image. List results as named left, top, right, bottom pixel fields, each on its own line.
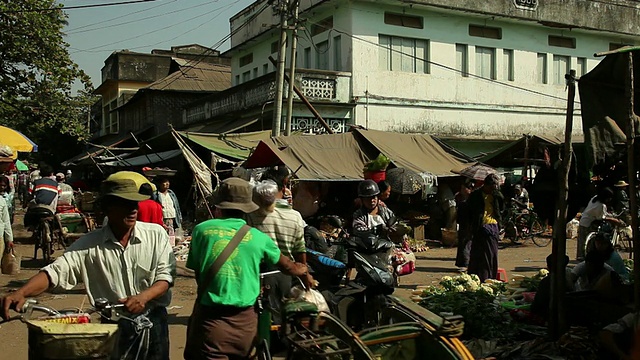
left=0, top=0, right=95, bottom=160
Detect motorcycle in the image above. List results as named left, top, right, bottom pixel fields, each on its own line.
left=584, top=216, right=632, bottom=254
left=314, top=217, right=398, bottom=331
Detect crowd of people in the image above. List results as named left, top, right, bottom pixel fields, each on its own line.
left=1, top=157, right=640, bottom=358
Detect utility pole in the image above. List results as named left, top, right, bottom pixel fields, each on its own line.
left=284, top=0, right=300, bottom=136
left=272, top=0, right=288, bottom=137
left=549, top=69, right=576, bottom=340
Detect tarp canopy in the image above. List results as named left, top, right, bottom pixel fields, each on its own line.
left=353, top=129, right=472, bottom=176
left=244, top=133, right=371, bottom=181
left=177, top=130, right=271, bottom=161
left=481, top=134, right=584, bottom=168
left=579, top=46, right=640, bottom=170
left=100, top=149, right=182, bottom=167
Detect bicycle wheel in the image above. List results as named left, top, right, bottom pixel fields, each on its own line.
left=531, top=218, right=551, bottom=247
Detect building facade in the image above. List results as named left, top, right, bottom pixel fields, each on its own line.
left=92, top=45, right=230, bottom=140
left=220, top=0, right=640, bottom=139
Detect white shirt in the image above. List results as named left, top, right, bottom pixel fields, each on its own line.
left=42, top=221, right=176, bottom=308
left=159, top=192, right=176, bottom=219
left=579, top=196, right=607, bottom=228
left=0, top=197, right=12, bottom=244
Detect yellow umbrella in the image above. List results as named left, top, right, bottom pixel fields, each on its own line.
left=0, top=126, right=38, bottom=155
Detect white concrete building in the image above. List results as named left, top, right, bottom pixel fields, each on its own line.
left=185, top=0, right=640, bottom=143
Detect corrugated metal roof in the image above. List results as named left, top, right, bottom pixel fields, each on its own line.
left=144, top=62, right=231, bottom=92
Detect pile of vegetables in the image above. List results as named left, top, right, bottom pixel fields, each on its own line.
left=518, top=269, right=549, bottom=292
left=415, top=274, right=516, bottom=340
left=363, top=154, right=391, bottom=172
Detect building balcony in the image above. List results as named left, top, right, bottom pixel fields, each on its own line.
left=183, top=68, right=352, bottom=126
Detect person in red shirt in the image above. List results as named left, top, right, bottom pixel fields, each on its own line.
left=137, top=183, right=163, bottom=226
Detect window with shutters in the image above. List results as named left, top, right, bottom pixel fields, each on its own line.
left=503, top=49, right=514, bottom=81
left=378, top=35, right=429, bottom=74
left=475, top=46, right=496, bottom=80
left=537, top=53, right=548, bottom=84
left=316, top=41, right=330, bottom=70
left=548, top=36, right=576, bottom=49
left=553, top=55, right=570, bottom=85
left=455, top=44, right=468, bottom=77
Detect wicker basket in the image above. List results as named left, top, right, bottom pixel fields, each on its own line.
left=27, top=320, right=119, bottom=360
left=441, top=229, right=458, bottom=247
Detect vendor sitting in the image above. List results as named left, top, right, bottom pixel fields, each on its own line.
left=531, top=254, right=573, bottom=320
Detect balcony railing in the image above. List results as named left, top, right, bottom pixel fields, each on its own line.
left=184, top=69, right=351, bottom=125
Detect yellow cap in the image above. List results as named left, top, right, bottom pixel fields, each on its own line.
left=102, top=171, right=154, bottom=201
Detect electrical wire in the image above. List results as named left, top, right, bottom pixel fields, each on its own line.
left=65, top=0, right=179, bottom=34
left=0, top=0, right=159, bottom=14
left=124, top=0, right=241, bottom=52
left=153, top=1, right=271, bottom=91
left=70, top=1, right=238, bottom=53
left=306, top=18, right=579, bottom=104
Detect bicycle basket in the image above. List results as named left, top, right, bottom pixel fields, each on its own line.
left=26, top=320, right=119, bottom=360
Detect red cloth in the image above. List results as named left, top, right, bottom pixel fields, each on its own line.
left=137, top=199, right=164, bottom=226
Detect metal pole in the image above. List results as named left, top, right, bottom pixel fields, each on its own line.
left=284, top=0, right=299, bottom=136
left=272, top=0, right=288, bottom=137
left=268, top=56, right=334, bottom=133
left=625, top=53, right=640, bottom=311
left=549, top=69, right=576, bottom=340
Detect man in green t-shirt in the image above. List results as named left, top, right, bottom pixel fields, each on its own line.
left=185, top=177, right=307, bottom=360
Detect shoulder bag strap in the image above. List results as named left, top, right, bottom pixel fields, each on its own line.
left=196, top=224, right=251, bottom=301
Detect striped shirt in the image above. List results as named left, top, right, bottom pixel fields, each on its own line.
left=247, top=206, right=305, bottom=261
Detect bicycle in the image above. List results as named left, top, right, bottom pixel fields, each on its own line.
left=501, top=202, right=548, bottom=247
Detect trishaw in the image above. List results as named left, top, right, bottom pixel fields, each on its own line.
left=255, top=272, right=474, bottom=360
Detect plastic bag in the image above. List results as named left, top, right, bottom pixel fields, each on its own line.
left=1, top=248, right=21, bottom=275
left=566, top=218, right=579, bottom=239
left=289, top=286, right=330, bottom=313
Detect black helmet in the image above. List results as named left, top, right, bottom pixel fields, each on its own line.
left=358, top=179, right=380, bottom=197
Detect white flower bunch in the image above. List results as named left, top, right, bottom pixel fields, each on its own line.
left=479, top=284, right=494, bottom=295
left=538, top=269, right=549, bottom=278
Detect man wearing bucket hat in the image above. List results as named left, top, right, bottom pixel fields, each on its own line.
left=1, top=171, right=176, bottom=360
left=184, top=177, right=308, bottom=360
left=612, top=180, right=630, bottom=220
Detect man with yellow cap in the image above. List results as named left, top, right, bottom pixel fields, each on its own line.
left=0, top=171, right=176, bottom=360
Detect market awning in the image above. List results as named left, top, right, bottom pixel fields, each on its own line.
left=61, top=127, right=154, bottom=167
left=353, top=129, right=472, bottom=177
left=481, top=134, right=585, bottom=168
left=100, top=149, right=182, bottom=167
left=579, top=46, right=640, bottom=170
left=244, top=133, right=371, bottom=181
left=177, top=130, right=270, bottom=160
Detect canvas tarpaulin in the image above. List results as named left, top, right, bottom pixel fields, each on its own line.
left=243, top=133, right=371, bottom=181
left=353, top=129, right=472, bottom=176
left=172, top=131, right=214, bottom=198
left=100, top=149, right=182, bottom=167
left=579, top=47, right=640, bottom=170
left=177, top=130, right=271, bottom=161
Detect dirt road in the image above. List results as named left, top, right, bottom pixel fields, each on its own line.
left=0, top=213, right=585, bottom=359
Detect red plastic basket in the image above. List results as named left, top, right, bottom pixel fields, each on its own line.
left=364, top=170, right=386, bottom=182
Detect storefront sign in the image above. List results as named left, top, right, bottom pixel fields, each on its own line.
left=514, top=0, right=538, bottom=10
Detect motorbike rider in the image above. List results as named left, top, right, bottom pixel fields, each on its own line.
left=24, top=164, right=59, bottom=229
left=352, top=180, right=396, bottom=239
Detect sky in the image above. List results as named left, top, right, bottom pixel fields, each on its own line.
left=60, top=0, right=255, bottom=91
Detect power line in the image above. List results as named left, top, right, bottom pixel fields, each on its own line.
left=154, top=1, right=271, bottom=91
left=70, top=1, right=237, bottom=53
left=0, top=0, right=159, bottom=14
left=305, top=18, right=579, bottom=105
left=124, top=0, right=242, bottom=51
left=65, top=0, right=177, bottom=33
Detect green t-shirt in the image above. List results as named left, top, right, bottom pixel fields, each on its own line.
left=186, top=218, right=281, bottom=307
